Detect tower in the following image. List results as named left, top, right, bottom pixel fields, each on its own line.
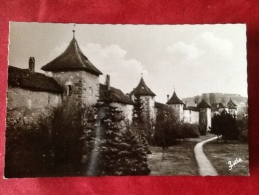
left=166, top=91, right=184, bottom=122
left=197, top=99, right=211, bottom=134
left=227, top=99, right=237, bottom=118
left=41, top=31, right=102, bottom=107
left=130, top=75, right=156, bottom=125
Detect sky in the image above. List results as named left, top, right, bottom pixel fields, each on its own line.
left=8, top=22, right=247, bottom=103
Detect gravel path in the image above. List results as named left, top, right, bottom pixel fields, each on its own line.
left=194, top=136, right=218, bottom=176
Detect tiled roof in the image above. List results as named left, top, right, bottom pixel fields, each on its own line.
left=8, top=66, right=63, bottom=93
left=211, top=103, right=227, bottom=112
left=99, top=84, right=134, bottom=105
left=41, top=37, right=102, bottom=76
left=167, top=91, right=183, bottom=105
left=197, top=99, right=211, bottom=108
left=130, top=77, right=156, bottom=97
left=155, top=101, right=167, bottom=109
left=227, top=99, right=237, bottom=109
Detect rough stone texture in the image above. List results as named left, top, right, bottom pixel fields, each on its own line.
left=199, top=108, right=211, bottom=131
left=183, top=110, right=199, bottom=124
left=168, top=104, right=184, bottom=122
left=140, top=96, right=156, bottom=124
left=7, top=87, right=61, bottom=110
left=110, top=102, right=133, bottom=127
left=50, top=70, right=99, bottom=106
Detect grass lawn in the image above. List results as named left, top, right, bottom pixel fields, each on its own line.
left=148, top=141, right=198, bottom=175
left=203, top=140, right=249, bottom=176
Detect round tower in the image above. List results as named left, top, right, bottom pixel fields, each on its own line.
left=41, top=31, right=102, bottom=107
left=130, top=75, right=156, bottom=126
left=166, top=91, right=184, bottom=122
left=197, top=99, right=211, bottom=135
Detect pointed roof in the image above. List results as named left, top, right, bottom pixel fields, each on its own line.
left=167, top=91, right=183, bottom=105
left=197, top=99, right=211, bottom=108
left=130, top=77, right=156, bottom=96
left=227, top=99, right=237, bottom=109
left=41, top=37, right=102, bottom=76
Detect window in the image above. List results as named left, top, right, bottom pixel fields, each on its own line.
left=67, top=85, right=72, bottom=96
left=89, top=87, right=93, bottom=96
left=65, top=81, right=73, bottom=96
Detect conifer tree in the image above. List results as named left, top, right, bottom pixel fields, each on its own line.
left=94, top=91, right=150, bottom=176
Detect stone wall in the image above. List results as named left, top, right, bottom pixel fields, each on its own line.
left=199, top=108, right=211, bottom=132
left=7, top=87, right=61, bottom=111
left=168, top=104, right=184, bottom=122
left=7, top=87, right=61, bottom=127
left=110, top=102, right=133, bottom=127
left=50, top=71, right=99, bottom=106
left=140, top=96, right=156, bottom=124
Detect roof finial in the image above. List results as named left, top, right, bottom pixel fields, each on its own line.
left=141, top=72, right=143, bottom=78
left=72, top=24, right=76, bottom=38
left=174, top=86, right=175, bottom=92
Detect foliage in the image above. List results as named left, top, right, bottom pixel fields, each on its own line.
left=5, top=110, right=52, bottom=177
left=93, top=91, right=150, bottom=176
left=211, top=112, right=239, bottom=142
left=174, top=123, right=200, bottom=139
left=154, top=106, right=177, bottom=146
left=154, top=106, right=200, bottom=146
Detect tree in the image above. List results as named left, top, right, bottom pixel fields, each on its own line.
left=132, top=95, right=151, bottom=152
left=154, top=106, right=177, bottom=146
left=93, top=91, right=150, bottom=176
left=211, top=111, right=239, bottom=143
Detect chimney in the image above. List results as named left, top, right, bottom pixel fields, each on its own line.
left=167, top=94, right=169, bottom=102
left=106, top=74, right=110, bottom=90
left=29, top=57, right=35, bottom=73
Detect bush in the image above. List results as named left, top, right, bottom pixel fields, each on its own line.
left=175, top=123, right=200, bottom=139
left=5, top=109, right=52, bottom=178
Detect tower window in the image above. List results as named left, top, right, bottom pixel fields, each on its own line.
left=89, top=87, right=93, bottom=96
left=67, top=85, right=72, bottom=96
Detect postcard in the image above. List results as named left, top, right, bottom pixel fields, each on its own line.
left=5, top=22, right=248, bottom=177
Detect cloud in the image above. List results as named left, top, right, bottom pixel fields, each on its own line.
left=197, top=32, right=233, bottom=56
left=166, top=41, right=204, bottom=61
left=81, top=43, right=148, bottom=93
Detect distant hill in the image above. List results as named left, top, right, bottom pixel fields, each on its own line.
left=182, top=93, right=248, bottom=116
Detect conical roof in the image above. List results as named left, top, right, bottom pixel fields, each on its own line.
left=227, top=99, right=237, bottom=109
left=130, top=77, right=156, bottom=96
left=197, top=99, right=211, bottom=108
left=167, top=91, right=183, bottom=105
left=41, top=37, right=102, bottom=75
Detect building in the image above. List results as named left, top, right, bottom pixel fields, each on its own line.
left=166, top=91, right=184, bottom=122
left=8, top=32, right=239, bottom=136
left=130, top=76, right=156, bottom=124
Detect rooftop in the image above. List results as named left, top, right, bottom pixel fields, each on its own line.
left=41, top=37, right=102, bottom=76
left=8, top=66, right=63, bottom=93
left=99, top=84, right=134, bottom=105
left=227, top=99, right=237, bottom=109
left=167, top=91, right=183, bottom=105
left=197, top=99, right=211, bottom=109
left=130, top=77, right=156, bottom=97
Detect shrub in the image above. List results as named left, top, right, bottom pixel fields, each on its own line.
left=175, top=123, right=200, bottom=139
left=5, top=109, right=52, bottom=178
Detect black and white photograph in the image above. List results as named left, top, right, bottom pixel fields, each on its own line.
left=5, top=22, right=249, bottom=178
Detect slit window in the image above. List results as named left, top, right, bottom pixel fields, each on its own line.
left=67, top=85, right=72, bottom=96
